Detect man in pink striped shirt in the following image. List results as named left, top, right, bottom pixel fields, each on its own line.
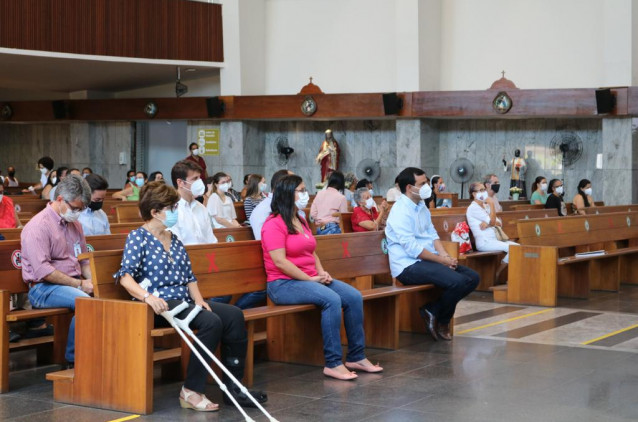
left=21, top=175, right=93, bottom=366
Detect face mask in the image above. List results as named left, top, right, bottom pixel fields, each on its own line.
left=191, top=149, right=199, bottom=156
left=40, top=168, right=48, bottom=175
left=555, top=186, right=564, bottom=195
left=83, top=173, right=89, bottom=179
left=187, top=178, right=206, bottom=197
left=51, top=177, right=57, bottom=185
left=476, top=191, right=488, bottom=201
left=8, top=172, right=15, bottom=177
left=135, top=178, right=145, bottom=187
left=218, top=182, right=230, bottom=193
left=584, top=188, right=592, bottom=196
left=490, top=183, right=500, bottom=193
left=295, top=192, right=310, bottom=209
left=365, top=197, right=375, bottom=209
left=439, top=184, right=446, bottom=192
left=369, top=189, right=374, bottom=196
left=0, top=194, right=3, bottom=203
left=540, top=183, right=548, bottom=192
left=129, top=176, right=135, bottom=183
left=413, top=183, right=432, bottom=200
left=88, top=201, right=103, bottom=211
left=158, top=209, right=179, bottom=228
left=259, top=183, right=267, bottom=192
left=62, top=206, right=81, bottom=223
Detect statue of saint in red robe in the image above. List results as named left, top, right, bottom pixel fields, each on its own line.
left=315, top=129, right=340, bottom=183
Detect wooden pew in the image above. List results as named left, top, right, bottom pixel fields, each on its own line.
left=10, top=198, right=48, bottom=215
left=499, top=212, right=638, bottom=306
left=47, top=231, right=445, bottom=414
left=114, top=203, right=142, bottom=223
left=510, top=204, right=545, bottom=211
left=584, top=204, right=636, bottom=215
left=0, top=240, right=72, bottom=393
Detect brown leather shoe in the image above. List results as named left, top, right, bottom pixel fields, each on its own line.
left=418, top=306, right=438, bottom=341
left=437, top=323, right=452, bottom=341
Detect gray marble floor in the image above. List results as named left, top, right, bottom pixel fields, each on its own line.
left=6, top=288, right=638, bottom=421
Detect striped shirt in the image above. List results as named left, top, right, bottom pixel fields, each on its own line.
left=20, top=203, right=88, bottom=284
left=243, top=196, right=264, bottom=221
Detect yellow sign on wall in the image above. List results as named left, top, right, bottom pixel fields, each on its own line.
left=196, top=128, right=220, bottom=156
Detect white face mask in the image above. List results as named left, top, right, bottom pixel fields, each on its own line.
left=555, top=186, right=564, bottom=195
left=187, top=178, right=206, bottom=197
left=51, top=177, right=58, bottom=185
left=61, top=205, right=81, bottom=223
left=439, top=183, right=446, bottom=192
left=191, top=149, right=199, bottom=156
left=0, top=194, right=3, bottom=203
left=365, top=197, right=376, bottom=209
left=369, top=189, right=374, bottom=196
left=475, top=191, right=488, bottom=201
left=218, top=182, right=230, bottom=193
left=295, top=191, right=310, bottom=209
left=40, top=168, right=48, bottom=175
left=584, top=188, right=592, bottom=196
left=540, top=183, right=548, bottom=192
left=413, top=183, right=432, bottom=200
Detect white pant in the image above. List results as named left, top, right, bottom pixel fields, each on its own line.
left=475, top=238, right=519, bottom=264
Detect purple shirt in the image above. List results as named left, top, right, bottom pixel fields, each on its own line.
left=20, top=203, right=88, bottom=284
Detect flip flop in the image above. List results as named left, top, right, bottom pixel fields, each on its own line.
left=323, top=366, right=358, bottom=381
left=344, top=361, right=384, bottom=373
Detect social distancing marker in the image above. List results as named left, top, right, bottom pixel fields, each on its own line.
left=581, top=323, right=638, bottom=345
left=456, top=309, right=552, bottom=335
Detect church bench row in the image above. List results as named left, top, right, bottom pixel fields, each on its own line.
left=496, top=211, right=638, bottom=306
left=46, top=231, right=447, bottom=414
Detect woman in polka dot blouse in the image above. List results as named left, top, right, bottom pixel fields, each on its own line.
left=115, top=182, right=267, bottom=412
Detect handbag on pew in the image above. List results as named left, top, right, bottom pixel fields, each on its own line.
left=493, top=225, right=510, bottom=242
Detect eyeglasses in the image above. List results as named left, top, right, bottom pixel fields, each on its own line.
left=64, top=200, right=85, bottom=212
left=295, top=188, right=308, bottom=193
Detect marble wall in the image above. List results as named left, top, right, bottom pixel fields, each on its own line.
left=438, top=119, right=604, bottom=203
left=0, top=122, right=133, bottom=189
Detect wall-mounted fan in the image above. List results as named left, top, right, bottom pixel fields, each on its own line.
left=449, top=157, right=474, bottom=198
left=356, top=159, right=381, bottom=181
left=274, top=136, right=294, bottom=166
left=550, top=132, right=583, bottom=176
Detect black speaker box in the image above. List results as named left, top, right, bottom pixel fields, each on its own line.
left=595, top=89, right=615, bottom=114
left=52, top=100, right=68, bottom=119
left=206, top=97, right=225, bottom=117
left=382, top=93, right=403, bottom=115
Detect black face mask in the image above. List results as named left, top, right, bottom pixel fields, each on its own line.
left=8, top=172, right=15, bottom=177
left=89, top=201, right=103, bottom=211
left=490, top=183, right=500, bottom=193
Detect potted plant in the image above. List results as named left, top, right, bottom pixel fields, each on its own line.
left=509, top=186, right=523, bottom=200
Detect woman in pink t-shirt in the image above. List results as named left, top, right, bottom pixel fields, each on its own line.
left=261, top=175, right=382, bottom=381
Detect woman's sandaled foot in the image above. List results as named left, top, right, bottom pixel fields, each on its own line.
left=179, top=386, right=219, bottom=412
left=323, top=364, right=358, bottom=380
left=345, top=358, right=383, bottom=373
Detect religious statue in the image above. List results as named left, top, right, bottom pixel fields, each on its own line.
left=503, top=149, right=527, bottom=198
left=316, top=129, right=340, bottom=183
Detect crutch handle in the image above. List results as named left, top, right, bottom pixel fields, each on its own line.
left=160, top=301, right=189, bottom=327
left=174, top=305, right=202, bottom=335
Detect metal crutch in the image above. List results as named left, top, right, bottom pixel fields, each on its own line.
left=162, top=301, right=279, bottom=422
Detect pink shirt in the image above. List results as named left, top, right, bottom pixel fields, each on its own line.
left=310, top=187, right=348, bottom=225
left=261, top=214, right=318, bottom=282
left=21, top=203, right=88, bottom=284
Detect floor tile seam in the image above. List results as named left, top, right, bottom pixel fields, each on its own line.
left=457, top=333, right=638, bottom=353
left=3, top=404, right=74, bottom=422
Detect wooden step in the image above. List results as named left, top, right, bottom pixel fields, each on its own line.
left=490, top=285, right=508, bottom=303
left=46, top=368, right=74, bottom=381
left=152, top=348, right=182, bottom=363
left=9, top=335, right=53, bottom=350
left=151, top=327, right=176, bottom=337
left=254, top=330, right=267, bottom=344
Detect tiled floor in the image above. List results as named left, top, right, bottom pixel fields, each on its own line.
left=6, top=288, right=638, bottom=421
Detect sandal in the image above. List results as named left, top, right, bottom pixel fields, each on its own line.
left=345, top=360, right=384, bottom=373
left=179, top=386, right=219, bottom=412
left=323, top=366, right=358, bottom=381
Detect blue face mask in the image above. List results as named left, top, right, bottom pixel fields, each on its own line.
left=160, top=209, right=178, bottom=228
left=135, top=178, right=145, bottom=187
left=129, top=176, right=136, bottom=183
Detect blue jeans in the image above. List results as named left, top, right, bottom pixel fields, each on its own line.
left=316, top=222, right=341, bottom=235
left=209, top=291, right=266, bottom=310
left=397, top=261, right=479, bottom=324
left=28, top=282, right=90, bottom=362
left=267, top=279, right=365, bottom=368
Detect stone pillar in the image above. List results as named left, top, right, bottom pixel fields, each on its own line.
left=602, top=118, right=634, bottom=205
left=395, top=119, right=439, bottom=176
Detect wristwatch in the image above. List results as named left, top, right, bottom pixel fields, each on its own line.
left=142, top=292, right=150, bottom=302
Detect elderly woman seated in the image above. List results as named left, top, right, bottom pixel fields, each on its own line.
left=351, top=187, right=389, bottom=232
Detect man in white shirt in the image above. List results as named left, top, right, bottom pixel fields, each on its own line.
left=385, top=167, right=479, bottom=342
left=78, top=174, right=111, bottom=236
left=169, top=160, right=217, bottom=245
left=249, top=169, right=292, bottom=240
left=484, top=173, right=503, bottom=212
